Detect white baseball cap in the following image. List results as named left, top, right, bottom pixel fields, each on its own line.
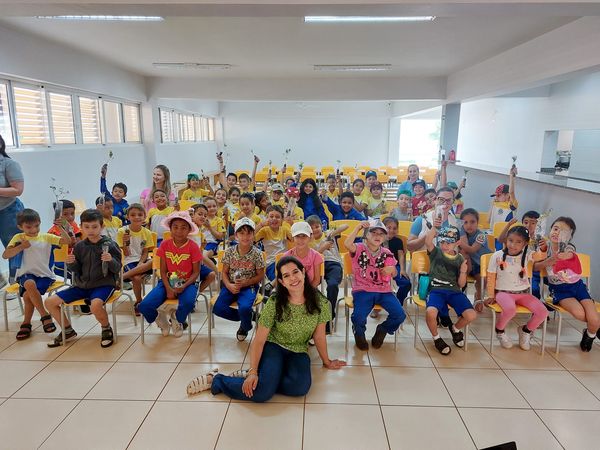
left=291, top=221, right=312, bottom=237
left=234, top=217, right=256, bottom=232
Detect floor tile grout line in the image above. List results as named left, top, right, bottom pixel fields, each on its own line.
left=366, top=350, right=392, bottom=450
left=2, top=359, right=53, bottom=399
left=213, top=400, right=233, bottom=450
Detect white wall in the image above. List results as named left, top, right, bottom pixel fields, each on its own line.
left=457, top=71, right=600, bottom=174
left=220, top=101, right=391, bottom=170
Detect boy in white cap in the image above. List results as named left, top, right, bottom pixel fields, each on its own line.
left=213, top=218, right=266, bottom=341
left=138, top=211, right=202, bottom=338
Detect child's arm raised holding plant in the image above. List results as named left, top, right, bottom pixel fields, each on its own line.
left=344, top=221, right=369, bottom=254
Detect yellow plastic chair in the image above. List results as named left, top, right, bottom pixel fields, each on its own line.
left=478, top=211, right=490, bottom=230
left=208, top=250, right=264, bottom=345
left=2, top=245, right=70, bottom=332
left=179, top=200, right=196, bottom=211
left=300, top=171, right=317, bottom=182
left=480, top=253, right=546, bottom=355
left=255, top=172, right=269, bottom=183
left=330, top=220, right=363, bottom=236
left=235, top=171, right=249, bottom=178
left=384, top=200, right=397, bottom=212
left=141, top=255, right=193, bottom=343
left=541, top=253, right=597, bottom=354
left=321, top=166, right=335, bottom=177
left=409, top=250, right=470, bottom=351
left=486, top=234, right=496, bottom=252
left=397, top=221, right=412, bottom=238
left=492, top=222, right=509, bottom=239
left=341, top=253, right=400, bottom=351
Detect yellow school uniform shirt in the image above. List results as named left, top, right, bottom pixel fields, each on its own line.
left=7, top=233, right=61, bottom=279
left=181, top=188, right=211, bottom=202
left=355, top=191, right=371, bottom=206
left=116, top=226, right=154, bottom=266
left=147, top=206, right=175, bottom=239
left=233, top=211, right=263, bottom=227
left=202, top=216, right=226, bottom=244
left=255, top=224, right=292, bottom=265
left=270, top=198, right=286, bottom=208
left=102, top=216, right=122, bottom=242
left=284, top=205, right=304, bottom=222
left=254, top=207, right=268, bottom=222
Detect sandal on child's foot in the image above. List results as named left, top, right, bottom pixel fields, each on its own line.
left=47, top=328, right=77, bottom=348
left=16, top=323, right=32, bottom=340
left=187, top=368, right=219, bottom=395
left=40, top=315, right=56, bottom=333
left=434, top=337, right=451, bottom=355
left=449, top=326, right=465, bottom=348
left=580, top=329, right=595, bottom=352
left=100, top=326, right=114, bottom=348
left=236, top=326, right=249, bottom=341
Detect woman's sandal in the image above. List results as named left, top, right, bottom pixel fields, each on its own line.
left=40, top=315, right=56, bottom=333
left=100, top=327, right=114, bottom=348
left=16, top=323, right=32, bottom=340
left=186, top=368, right=219, bottom=395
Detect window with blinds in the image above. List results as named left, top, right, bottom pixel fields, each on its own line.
left=200, top=117, right=209, bottom=141
left=160, top=108, right=174, bottom=143
left=123, top=103, right=141, bottom=143
left=13, top=85, right=49, bottom=146
left=0, top=82, right=14, bottom=147
left=208, top=118, right=215, bottom=141
left=79, top=96, right=102, bottom=144
left=48, top=92, right=75, bottom=144
left=103, top=100, right=123, bottom=144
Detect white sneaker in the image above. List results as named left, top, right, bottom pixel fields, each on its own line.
left=187, top=368, right=219, bottom=395
left=518, top=327, right=531, bottom=351
left=170, top=311, right=183, bottom=338
left=370, top=310, right=380, bottom=319
left=155, top=308, right=170, bottom=337
left=496, top=332, right=513, bottom=349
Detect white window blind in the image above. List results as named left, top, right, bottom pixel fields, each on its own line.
left=160, top=108, right=174, bottom=143
left=208, top=118, right=215, bottom=141
left=13, top=85, right=48, bottom=146
left=123, top=104, right=141, bottom=143
left=79, top=96, right=102, bottom=144
left=0, top=82, right=14, bottom=147
left=48, top=92, right=75, bottom=144
left=184, top=114, right=195, bottom=141
left=103, top=100, right=123, bottom=144
left=200, top=117, right=209, bottom=141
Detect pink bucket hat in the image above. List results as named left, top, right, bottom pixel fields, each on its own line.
left=161, top=211, right=199, bottom=235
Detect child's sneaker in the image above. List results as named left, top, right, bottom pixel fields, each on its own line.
left=186, top=368, right=219, bottom=395
left=155, top=308, right=170, bottom=337
left=371, top=324, right=387, bottom=349
left=517, top=327, right=531, bottom=351
left=449, top=326, right=465, bottom=348
left=236, top=326, right=248, bottom=341
left=434, top=337, right=451, bottom=355
left=496, top=332, right=513, bottom=349
left=580, top=329, right=595, bottom=352
left=170, top=312, right=184, bottom=338
left=369, top=309, right=380, bottom=319
left=354, top=333, right=369, bottom=351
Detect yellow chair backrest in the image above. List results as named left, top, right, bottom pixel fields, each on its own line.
left=478, top=211, right=490, bottom=230
left=300, top=172, right=317, bottom=182
left=179, top=200, right=196, bottom=211
left=53, top=245, right=69, bottom=263
left=255, top=172, right=269, bottom=183
left=151, top=232, right=158, bottom=248
left=342, top=166, right=356, bottom=174
left=284, top=166, right=296, bottom=175
left=236, top=171, right=249, bottom=178
left=216, top=249, right=225, bottom=272
left=302, top=166, right=316, bottom=172
left=331, top=220, right=363, bottom=235
left=410, top=250, right=430, bottom=274
left=486, top=234, right=496, bottom=251
left=342, top=252, right=354, bottom=276
left=152, top=254, right=161, bottom=271
left=579, top=253, right=591, bottom=278
left=492, top=222, right=509, bottom=239
left=163, top=231, right=172, bottom=241
left=398, top=221, right=412, bottom=238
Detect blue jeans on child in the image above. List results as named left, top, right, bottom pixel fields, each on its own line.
left=324, top=261, right=343, bottom=319
left=394, top=269, right=412, bottom=306
left=351, top=290, right=406, bottom=336
left=213, top=285, right=258, bottom=332
left=138, top=280, right=197, bottom=324
left=211, top=341, right=311, bottom=402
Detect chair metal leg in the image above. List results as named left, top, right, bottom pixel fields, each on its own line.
left=60, top=304, right=66, bottom=346
left=413, top=303, right=419, bottom=349
left=2, top=291, right=8, bottom=332
left=394, top=329, right=398, bottom=351
left=464, top=324, right=469, bottom=351
left=490, top=310, right=496, bottom=354
left=140, top=311, right=145, bottom=344
left=111, top=301, right=118, bottom=344
left=16, top=293, right=24, bottom=314
left=345, top=305, right=349, bottom=353
left=541, top=316, right=547, bottom=356
left=188, top=313, right=192, bottom=343
left=555, top=313, right=562, bottom=354
left=208, top=303, right=212, bottom=346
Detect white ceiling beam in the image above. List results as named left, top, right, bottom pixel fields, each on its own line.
left=447, top=16, right=600, bottom=101
left=147, top=76, right=446, bottom=101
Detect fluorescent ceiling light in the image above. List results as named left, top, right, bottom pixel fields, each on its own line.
left=314, top=64, right=391, bottom=72
left=36, top=15, right=164, bottom=21
left=305, top=16, right=435, bottom=23
left=153, top=63, right=232, bottom=70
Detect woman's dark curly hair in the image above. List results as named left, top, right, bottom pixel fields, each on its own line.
left=274, top=255, right=321, bottom=322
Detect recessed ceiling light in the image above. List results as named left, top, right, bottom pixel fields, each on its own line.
left=314, top=64, right=392, bottom=72
left=305, top=16, right=435, bottom=23
left=36, top=15, right=164, bottom=21
left=152, top=63, right=233, bottom=70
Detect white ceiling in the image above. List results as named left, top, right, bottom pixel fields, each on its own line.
left=0, top=14, right=575, bottom=78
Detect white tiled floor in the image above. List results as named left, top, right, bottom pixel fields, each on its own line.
left=2, top=297, right=600, bottom=449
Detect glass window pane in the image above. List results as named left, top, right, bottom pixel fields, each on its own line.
left=103, top=101, right=123, bottom=144
left=49, top=92, right=75, bottom=144
left=160, top=109, right=174, bottom=143
left=13, top=85, right=48, bottom=146
left=0, top=83, right=14, bottom=147
left=123, top=104, right=141, bottom=143
left=79, top=96, right=102, bottom=144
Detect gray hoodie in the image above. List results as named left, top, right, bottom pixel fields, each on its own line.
left=66, top=236, right=122, bottom=289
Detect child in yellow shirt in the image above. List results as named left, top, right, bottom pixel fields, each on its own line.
left=147, top=190, right=175, bottom=245
left=96, top=196, right=122, bottom=242
left=255, top=205, right=292, bottom=282
left=181, top=173, right=213, bottom=203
